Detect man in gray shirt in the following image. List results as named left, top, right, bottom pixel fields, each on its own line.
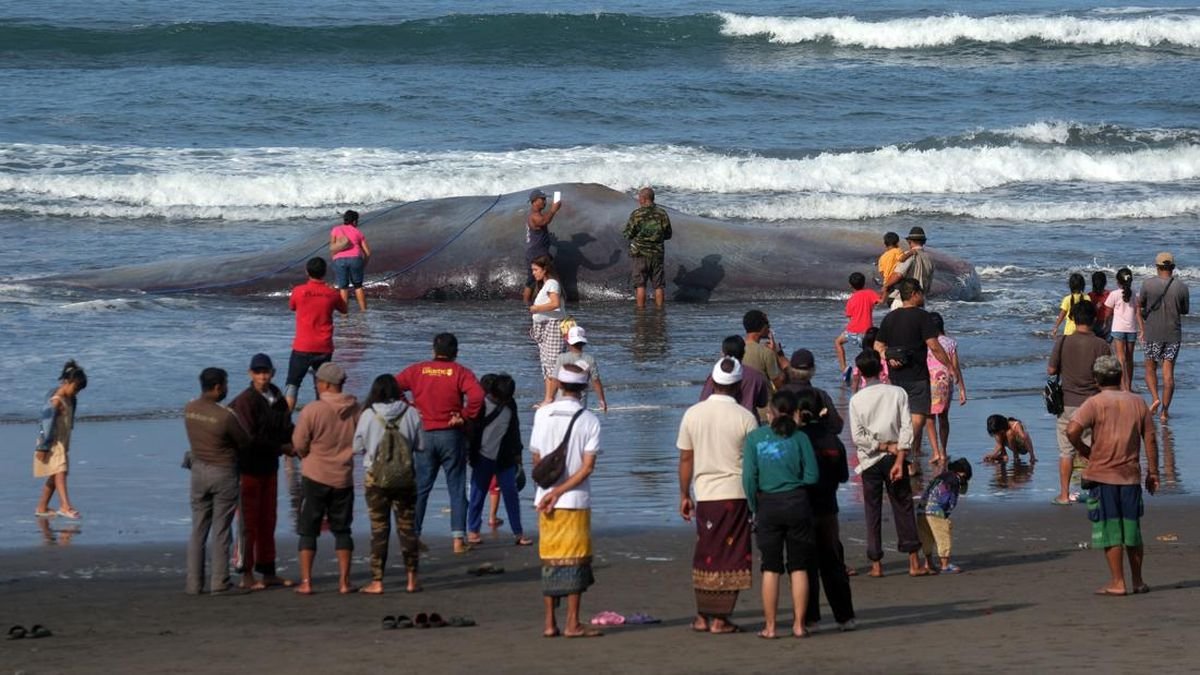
left=1137, top=251, right=1189, bottom=422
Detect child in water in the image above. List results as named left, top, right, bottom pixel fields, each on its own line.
left=1050, top=272, right=1087, bottom=337
left=983, top=415, right=1036, bottom=464
left=916, top=458, right=972, bottom=575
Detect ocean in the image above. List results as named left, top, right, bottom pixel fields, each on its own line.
left=1, top=0, right=1196, bottom=546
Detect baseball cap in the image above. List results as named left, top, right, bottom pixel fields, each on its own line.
left=249, top=353, right=274, bottom=372
left=906, top=226, right=927, bottom=242
left=529, top=189, right=548, bottom=202
left=948, top=458, right=973, bottom=494
left=1156, top=251, right=1175, bottom=267
left=789, top=348, right=815, bottom=370
left=711, top=357, right=743, bottom=385
left=566, top=326, right=588, bottom=345
left=557, top=364, right=589, bottom=384
left=315, top=362, right=347, bottom=385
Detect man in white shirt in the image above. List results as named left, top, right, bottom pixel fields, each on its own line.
left=677, top=357, right=759, bottom=634
left=531, top=363, right=602, bottom=638
left=848, top=351, right=924, bottom=578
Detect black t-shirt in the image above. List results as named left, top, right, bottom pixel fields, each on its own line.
left=877, top=306, right=937, bottom=383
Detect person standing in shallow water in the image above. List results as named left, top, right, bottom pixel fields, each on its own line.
left=284, top=257, right=348, bottom=412
left=33, top=360, right=88, bottom=520
left=329, top=209, right=371, bottom=312
left=1137, top=251, right=1189, bottom=422
left=622, top=186, right=673, bottom=308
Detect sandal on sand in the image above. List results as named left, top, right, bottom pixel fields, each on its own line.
left=940, top=564, right=962, bottom=574
left=7, top=626, right=26, bottom=640
left=29, top=625, right=52, bottom=639
left=468, top=563, right=505, bottom=576
left=709, top=623, right=741, bottom=634
left=515, top=536, right=534, bottom=546
left=56, top=508, right=81, bottom=520
left=382, top=616, right=398, bottom=630
left=449, top=616, right=477, bottom=627
left=414, top=613, right=430, bottom=629
left=589, top=611, right=625, bottom=626
left=466, top=535, right=483, bottom=545
left=564, top=627, right=603, bottom=638
left=1094, top=588, right=1126, bottom=596
left=1051, top=497, right=1073, bottom=506
left=625, top=613, right=661, bottom=625
left=428, top=613, right=448, bottom=628
left=34, top=511, right=55, bottom=518
left=1133, top=585, right=1151, bottom=594
left=757, top=629, right=777, bottom=640
left=396, top=615, right=415, bottom=629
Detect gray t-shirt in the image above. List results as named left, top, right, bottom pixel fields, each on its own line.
left=479, top=398, right=512, bottom=461
left=1138, top=276, right=1190, bottom=343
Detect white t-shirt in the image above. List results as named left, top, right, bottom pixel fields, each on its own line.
left=1104, top=289, right=1137, bottom=334
left=529, top=398, right=601, bottom=510
left=532, top=278, right=565, bottom=322
left=675, top=394, right=758, bottom=502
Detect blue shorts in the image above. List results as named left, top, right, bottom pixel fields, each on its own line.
left=332, top=257, right=365, bottom=289
left=840, top=331, right=863, bottom=347
left=1110, top=331, right=1136, bottom=343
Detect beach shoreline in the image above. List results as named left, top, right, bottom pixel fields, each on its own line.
left=4, top=499, right=1198, bottom=673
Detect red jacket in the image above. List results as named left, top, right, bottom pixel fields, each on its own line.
left=395, top=359, right=485, bottom=431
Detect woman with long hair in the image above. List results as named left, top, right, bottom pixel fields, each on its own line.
left=353, top=374, right=423, bottom=594
left=528, top=255, right=566, bottom=407
left=34, top=360, right=88, bottom=519
left=924, top=312, right=967, bottom=464
left=1050, top=272, right=1087, bottom=337
left=466, top=373, right=531, bottom=546
left=742, top=390, right=820, bottom=639
left=1103, top=267, right=1139, bottom=391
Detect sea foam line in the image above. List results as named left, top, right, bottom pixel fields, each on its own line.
left=717, top=11, right=1200, bottom=48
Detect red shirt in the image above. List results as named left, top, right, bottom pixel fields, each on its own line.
left=289, top=279, right=347, bottom=353
left=395, top=359, right=485, bottom=431
left=1089, top=290, right=1111, bottom=326
left=845, top=289, right=878, bottom=333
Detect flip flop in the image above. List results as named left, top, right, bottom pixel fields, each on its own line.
left=56, top=509, right=81, bottom=520
left=757, top=629, right=778, bottom=640
left=466, top=535, right=483, bottom=545
left=395, top=615, right=415, bottom=629
left=1094, top=588, right=1126, bottom=597
left=589, top=611, right=625, bottom=626
left=1133, top=585, right=1151, bottom=594
left=448, top=616, right=477, bottom=627
left=428, top=613, right=448, bottom=628
left=564, top=627, right=604, bottom=638
left=34, top=511, right=55, bottom=518
left=1051, top=497, right=1073, bottom=506
left=7, top=626, right=26, bottom=640
left=29, top=625, right=52, bottom=639
left=709, top=623, right=741, bottom=634
left=468, top=563, right=505, bottom=576
left=414, top=613, right=430, bottom=629
left=940, top=564, right=963, bottom=574
left=382, top=616, right=398, bottom=630
left=514, top=536, right=534, bottom=546
left=625, top=613, right=661, bottom=625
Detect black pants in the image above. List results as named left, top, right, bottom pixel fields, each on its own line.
left=297, top=477, right=354, bottom=551
left=805, top=513, right=855, bottom=624
left=861, top=454, right=920, bottom=562
left=755, top=488, right=814, bottom=574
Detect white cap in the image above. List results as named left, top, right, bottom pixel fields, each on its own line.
left=557, top=364, right=590, bottom=384
left=566, top=326, right=588, bottom=345
left=711, top=357, right=743, bottom=385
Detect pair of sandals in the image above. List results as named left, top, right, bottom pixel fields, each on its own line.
left=34, top=509, right=80, bottom=519
left=8, top=625, right=52, bottom=640
left=382, top=613, right=475, bottom=629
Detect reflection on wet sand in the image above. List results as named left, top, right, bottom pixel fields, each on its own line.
left=629, top=308, right=667, bottom=362
left=1158, top=425, right=1180, bottom=492
left=988, top=460, right=1035, bottom=491
left=37, top=518, right=80, bottom=546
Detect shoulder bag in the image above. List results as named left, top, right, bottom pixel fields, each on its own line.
left=1044, top=336, right=1065, bottom=416
left=1139, top=276, right=1175, bottom=321
left=531, top=409, right=585, bottom=490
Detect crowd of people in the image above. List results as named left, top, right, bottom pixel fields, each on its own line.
left=28, top=188, right=1187, bottom=635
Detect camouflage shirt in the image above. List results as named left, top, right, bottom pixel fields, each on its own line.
left=622, top=204, right=673, bottom=258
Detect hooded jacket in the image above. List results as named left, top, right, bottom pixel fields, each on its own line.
left=353, top=400, right=423, bottom=473
left=230, top=382, right=293, bottom=475
left=292, top=391, right=360, bottom=489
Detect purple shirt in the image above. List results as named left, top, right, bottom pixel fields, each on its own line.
left=699, top=364, right=770, bottom=422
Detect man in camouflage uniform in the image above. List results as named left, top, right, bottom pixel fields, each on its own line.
left=622, top=186, right=673, bottom=308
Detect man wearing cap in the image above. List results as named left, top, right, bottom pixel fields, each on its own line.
left=677, top=357, right=759, bottom=634
left=885, top=227, right=935, bottom=309
left=184, top=367, right=252, bottom=594
left=229, top=353, right=294, bottom=590
left=553, top=325, right=608, bottom=412
left=1067, top=355, right=1159, bottom=595
left=847, top=351, right=924, bottom=578
left=699, top=335, right=770, bottom=422
left=780, top=348, right=844, bottom=435
left=285, top=257, right=348, bottom=412
left=1137, top=251, right=1189, bottom=422
left=622, top=187, right=673, bottom=308
left=523, top=189, right=562, bottom=304
left=291, top=361, right=361, bottom=595
left=395, top=332, right=485, bottom=554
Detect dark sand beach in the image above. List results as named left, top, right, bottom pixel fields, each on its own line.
left=4, top=499, right=1198, bottom=674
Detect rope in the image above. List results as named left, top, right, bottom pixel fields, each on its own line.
left=143, top=198, right=428, bottom=295
left=367, top=193, right=503, bottom=285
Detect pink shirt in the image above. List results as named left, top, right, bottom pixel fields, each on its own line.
left=330, top=224, right=366, bottom=260
left=1104, top=289, right=1137, bottom=334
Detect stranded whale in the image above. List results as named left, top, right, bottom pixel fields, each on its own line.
left=47, top=183, right=981, bottom=302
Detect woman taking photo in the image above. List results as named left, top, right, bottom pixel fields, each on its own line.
left=528, top=255, right=566, bottom=407
left=34, top=360, right=88, bottom=519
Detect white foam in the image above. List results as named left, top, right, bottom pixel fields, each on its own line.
left=717, top=11, right=1200, bottom=48
left=994, top=121, right=1200, bottom=145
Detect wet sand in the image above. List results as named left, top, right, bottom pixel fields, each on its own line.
left=3, top=499, right=1198, bottom=674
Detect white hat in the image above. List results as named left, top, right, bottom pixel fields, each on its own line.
left=566, top=326, right=588, bottom=345
left=557, top=364, right=590, bottom=384
left=711, top=357, right=743, bottom=385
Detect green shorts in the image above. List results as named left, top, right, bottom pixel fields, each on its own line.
left=1087, top=483, right=1143, bottom=549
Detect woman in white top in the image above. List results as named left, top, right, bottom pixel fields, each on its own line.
left=528, top=254, right=566, bottom=407
left=1103, top=267, right=1139, bottom=392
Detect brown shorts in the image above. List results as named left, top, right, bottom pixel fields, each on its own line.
left=631, top=255, right=665, bottom=289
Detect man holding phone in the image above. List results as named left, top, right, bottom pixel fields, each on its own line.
left=523, top=189, right=562, bottom=304
left=622, top=186, right=672, bottom=308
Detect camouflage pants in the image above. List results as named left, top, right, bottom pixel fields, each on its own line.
left=365, top=486, right=419, bottom=581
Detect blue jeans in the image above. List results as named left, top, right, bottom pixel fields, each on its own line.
left=414, top=429, right=467, bottom=539
left=467, top=457, right=524, bottom=536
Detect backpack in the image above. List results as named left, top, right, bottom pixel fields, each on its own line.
left=369, top=408, right=415, bottom=491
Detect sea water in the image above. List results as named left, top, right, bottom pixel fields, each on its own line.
left=0, top=0, right=1196, bottom=546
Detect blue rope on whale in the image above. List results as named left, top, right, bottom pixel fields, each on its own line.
left=143, top=194, right=499, bottom=295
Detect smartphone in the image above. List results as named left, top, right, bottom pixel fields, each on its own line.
left=552, top=191, right=561, bottom=204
